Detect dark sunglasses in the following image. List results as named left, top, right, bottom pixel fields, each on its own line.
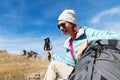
left=58, top=23, right=66, bottom=29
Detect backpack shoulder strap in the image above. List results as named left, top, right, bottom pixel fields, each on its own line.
left=87, top=40, right=103, bottom=80
left=87, top=50, right=96, bottom=80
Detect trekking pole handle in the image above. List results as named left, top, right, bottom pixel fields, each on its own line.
left=43, top=37, right=52, bottom=61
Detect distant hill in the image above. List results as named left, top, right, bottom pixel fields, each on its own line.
left=0, top=50, right=49, bottom=80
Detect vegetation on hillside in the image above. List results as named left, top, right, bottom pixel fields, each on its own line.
left=0, top=51, right=49, bottom=80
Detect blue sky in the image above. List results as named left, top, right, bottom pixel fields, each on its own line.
left=0, top=0, right=120, bottom=57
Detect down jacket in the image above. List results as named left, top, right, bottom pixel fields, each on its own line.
left=52, top=26, right=120, bottom=66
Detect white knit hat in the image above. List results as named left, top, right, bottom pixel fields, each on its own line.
left=58, top=9, right=77, bottom=25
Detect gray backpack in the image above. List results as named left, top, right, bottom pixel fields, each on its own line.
left=68, top=39, right=120, bottom=80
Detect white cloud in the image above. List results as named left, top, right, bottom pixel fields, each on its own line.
left=90, top=7, right=120, bottom=23
left=90, top=6, right=120, bottom=32
left=0, top=37, right=42, bottom=54
left=103, top=22, right=120, bottom=32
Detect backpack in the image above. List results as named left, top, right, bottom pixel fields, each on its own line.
left=68, top=39, right=120, bottom=80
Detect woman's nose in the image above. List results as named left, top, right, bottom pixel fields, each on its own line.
left=59, top=26, right=64, bottom=30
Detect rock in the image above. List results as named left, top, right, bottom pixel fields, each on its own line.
left=0, top=50, right=7, bottom=53
left=27, top=72, right=45, bottom=80
left=20, top=50, right=42, bottom=59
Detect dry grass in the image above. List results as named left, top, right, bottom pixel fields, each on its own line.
left=0, top=51, right=49, bottom=80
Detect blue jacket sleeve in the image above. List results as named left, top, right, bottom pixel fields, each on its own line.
left=51, top=51, right=75, bottom=66
left=84, top=27, right=120, bottom=40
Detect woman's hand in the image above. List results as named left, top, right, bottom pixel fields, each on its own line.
left=45, top=50, right=53, bottom=56
left=76, top=39, right=88, bottom=59
left=45, top=50, right=53, bottom=61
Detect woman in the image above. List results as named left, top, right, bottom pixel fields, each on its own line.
left=44, top=9, right=120, bottom=80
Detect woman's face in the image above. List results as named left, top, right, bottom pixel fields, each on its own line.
left=58, top=20, right=74, bottom=35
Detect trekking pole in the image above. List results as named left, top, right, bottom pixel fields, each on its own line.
left=43, top=37, right=52, bottom=61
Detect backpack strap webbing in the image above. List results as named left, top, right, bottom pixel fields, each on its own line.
left=86, top=40, right=103, bottom=80
left=87, top=50, right=96, bottom=80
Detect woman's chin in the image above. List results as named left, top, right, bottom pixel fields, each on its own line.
left=62, top=31, right=69, bottom=35
left=64, top=33, right=69, bottom=35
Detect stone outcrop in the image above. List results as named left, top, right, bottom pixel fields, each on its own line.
left=0, top=50, right=7, bottom=53
left=27, top=72, right=45, bottom=80
left=20, top=50, right=42, bottom=59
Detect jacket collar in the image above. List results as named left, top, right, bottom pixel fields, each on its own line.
left=63, top=28, right=85, bottom=49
